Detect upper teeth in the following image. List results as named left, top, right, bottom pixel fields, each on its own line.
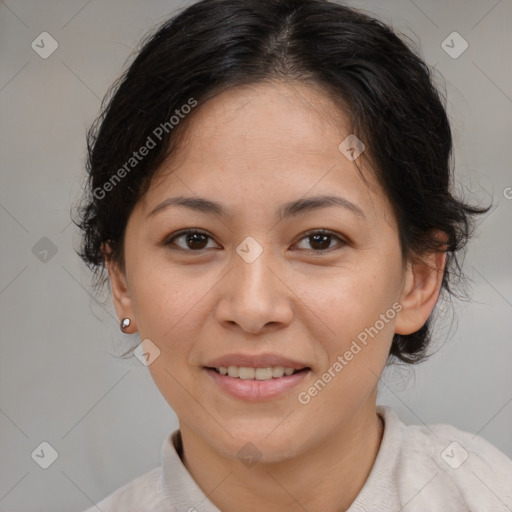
left=217, top=366, right=297, bottom=380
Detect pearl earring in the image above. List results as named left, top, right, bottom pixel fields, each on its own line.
left=120, top=318, right=131, bottom=331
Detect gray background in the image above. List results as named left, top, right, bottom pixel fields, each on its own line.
left=1, top=0, right=511, bottom=510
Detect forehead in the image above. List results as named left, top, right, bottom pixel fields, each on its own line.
left=138, top=80, right=391, bottom=225
left=169, top=80, right=351, bottom=165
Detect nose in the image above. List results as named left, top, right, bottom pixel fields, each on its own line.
left=215, top=248, right=294, bottom=335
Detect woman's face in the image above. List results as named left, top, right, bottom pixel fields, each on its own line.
left=109, top=81, right=422, bottom=462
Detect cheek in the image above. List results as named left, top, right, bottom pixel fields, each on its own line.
left=129, top=262, right=211, bottom=340
left=303, top=265, right=399, bottom=382
left=138, top=275, right=206, bottom=409
left=306, top=266, right=399, bottom=336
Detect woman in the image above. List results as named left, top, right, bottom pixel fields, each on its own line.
left=75, top=0, right=512, bottom=510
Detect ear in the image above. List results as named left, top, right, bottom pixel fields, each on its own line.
left=394, top=234, right=447, bottom=336
left=101, top=242, right=137, bottom=333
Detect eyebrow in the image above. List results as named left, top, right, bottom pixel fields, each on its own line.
left=147, top=194, right=366, bottom=220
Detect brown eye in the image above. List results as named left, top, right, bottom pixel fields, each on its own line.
left=164, top=230, right=217, bottom=251
left=163, top=229, right=346, bottom=254
left=294, top=230, right=346, bottom=252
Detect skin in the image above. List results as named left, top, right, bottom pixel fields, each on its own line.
left=104, top=80, right=446, bottom=512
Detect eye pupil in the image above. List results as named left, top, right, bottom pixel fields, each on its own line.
left=310, top=233, right=331, bottom=250
left=187, top=232, right=208, bottom=249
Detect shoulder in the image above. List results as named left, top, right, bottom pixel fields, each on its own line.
left=374, top=406, right=512, bottom=511
left=82, top=466, right=169, bottom=512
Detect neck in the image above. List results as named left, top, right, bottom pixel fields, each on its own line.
left=178, top=399, right=384, bottom=512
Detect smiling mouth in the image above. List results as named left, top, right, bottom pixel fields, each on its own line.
left=205, top=366, right=310, bottom=380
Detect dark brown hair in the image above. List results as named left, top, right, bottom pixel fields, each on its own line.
left=72, top=0, right=490, bottom=364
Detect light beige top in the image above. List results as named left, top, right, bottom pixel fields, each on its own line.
left=83, top=405, right=512, bottom=511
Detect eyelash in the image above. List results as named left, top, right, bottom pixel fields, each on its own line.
left=162, top=229, right=347, bottom=254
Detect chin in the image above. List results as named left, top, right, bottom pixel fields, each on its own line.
left=210, top=425, right=309, bottom=465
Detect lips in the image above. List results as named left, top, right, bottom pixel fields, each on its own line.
left=204, top=365, right=311, bottom=400
left=202, top=353, right=312, bottom=400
